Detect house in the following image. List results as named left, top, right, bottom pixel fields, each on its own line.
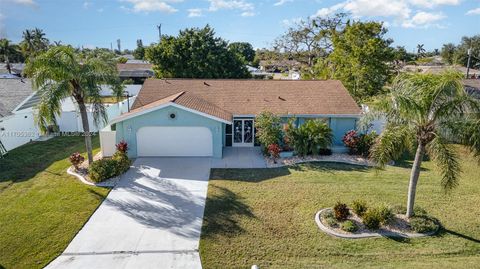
left=117, top=63, right=154, bottom=84
left=0, top=78, right=40, bottom=151
left=103, top=79, right=361, bottom=158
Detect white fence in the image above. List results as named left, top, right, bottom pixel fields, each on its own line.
left=100, top=127, right=117, bottom=157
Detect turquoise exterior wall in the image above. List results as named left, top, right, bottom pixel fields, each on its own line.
left=115, top=105, right=224, bottom=158
left=279, top=116, right=357, bottom=146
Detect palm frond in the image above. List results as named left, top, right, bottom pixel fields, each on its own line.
left=369, top=124, right=414, bottom=167
left=426, top=135, right=461, bottom=191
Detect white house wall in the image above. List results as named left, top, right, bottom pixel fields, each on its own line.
left=0, top=112, right=40, bottom=151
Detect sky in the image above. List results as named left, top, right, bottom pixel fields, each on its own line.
left=0, top=0, right=479, bottom=52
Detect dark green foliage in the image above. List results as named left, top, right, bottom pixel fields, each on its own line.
left=285, top=119, right=333, bottom=156
left=324, top=210, right=338, bottom=228
left=352, top=200, right=368, bottom=217
left=112, top=151, right=131, bottom=174
left=410, top=216, right=439, bottom=233
left=341, top=220, right=358, bottom=233
left=88, top=158, right=119, bottom=183
left=377, top=205, right=394, bottom=225
left=333, top=202, right=350, bottom=221
left=313, top=21, right=394, bottom=101
left=145, top=25, right=250, bottom=79
left=133, top=39, right=145, bottom=60
left=362, top=208, right=382, bottom=230
left=228, top=42, right=255, bottom=64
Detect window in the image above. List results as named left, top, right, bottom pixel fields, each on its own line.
left=225, top=124, right=232, bottom=147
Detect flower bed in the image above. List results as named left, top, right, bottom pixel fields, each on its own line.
left=315, top=203, right=440, bottom=239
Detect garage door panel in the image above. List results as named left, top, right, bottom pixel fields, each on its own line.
left=137, top=126, right=213, bottom=157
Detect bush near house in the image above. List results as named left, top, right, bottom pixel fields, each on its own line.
left=255, top=111, right=282, bottom=153
left=88, top=141, right=131, bottom=182
left=333, top=202, right=350, bottom=221
left=285, top=119, right=333, bottom=156
left=267, top=144, right=281, bottom=163
left=362, top=208, right=382, bottom=230
left=342, top=130, right=378, bottom=157
left=69, top=152, right=85, bottom=171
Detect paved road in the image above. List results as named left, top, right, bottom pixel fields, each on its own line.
left=46, top=157, right=211, bottom=269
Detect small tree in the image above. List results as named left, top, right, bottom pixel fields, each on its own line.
left=286, top=119, right=333, bottom=156
left=255, top=111, right=282, bottom=150
left=368, top=71, right=480, bottom=218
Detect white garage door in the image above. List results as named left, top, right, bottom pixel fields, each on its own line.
left=136, top=126, right=213, bottom=157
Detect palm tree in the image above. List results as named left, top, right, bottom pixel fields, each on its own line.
left=21, top=28, right=49, bottom=59
left=417, top=44, right=426, bottom=57
left=26, top=46, right=123, bottom=164
left=367, top=71, right=480, bottom=218
left=0, top=39, right=17, bottom=74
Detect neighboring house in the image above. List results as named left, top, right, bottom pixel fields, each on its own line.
left=117, top=63, right=154, bottom=84
left=0, top=78, right=40, bottom=151
left=246, top=65, right=273, bottom=79
left=402, top=65, right=480, bottom=78
left=464, top=79, right=480, bottom=99
left=259, top=60, right=302, bottom=73
left=102, top=79, right=361, bottom=158
left=0, top=77, right=138, bottom=151
left=0, top=63, right=25, bottom=77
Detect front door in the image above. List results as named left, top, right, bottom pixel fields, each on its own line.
left=233, top=119, right=254, bottom=147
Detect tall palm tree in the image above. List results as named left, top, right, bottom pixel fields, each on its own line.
left=367, top=71, right=480, bottom=218
left=21, top=28, right=49, bottom=60
left=0, top=39, right=17, bottom=74
left=417, top=44, right=426, bottom=57
left=26, top=46, right=123, bottom=164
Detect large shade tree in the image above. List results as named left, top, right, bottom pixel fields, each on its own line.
left=26, top=46, right=123, bottom=164
left=146, top=25, right=250, bottom=79
left=367, top=71, right=480, bottom=218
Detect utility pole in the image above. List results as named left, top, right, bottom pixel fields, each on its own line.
left=110, top=42, right=113, bottom=52
left=157, top=24, right=162, bottom=42
left=117, top=39, right=121, bottom=53
left=466, top=48, right=472, bottom=79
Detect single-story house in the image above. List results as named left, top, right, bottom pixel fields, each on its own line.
left=117, top=63, right=154, bottom=84
left=104, top=79, right=361, bottom=158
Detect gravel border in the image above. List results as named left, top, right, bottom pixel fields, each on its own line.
left=266, top=153, right=374, bottom=168
left=315, top=208, right=439, bottom=239
left=67, top=166, right=120, bottom=188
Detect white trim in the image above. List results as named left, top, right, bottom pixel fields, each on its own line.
left=12, top=92, right=36, bottom=113
left=233, top=114, right=361, bottom=118
left=110, top=102, right=232, bottom=125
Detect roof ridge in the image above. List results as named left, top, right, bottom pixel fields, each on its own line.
left=171, top=91, right=185, bottom=102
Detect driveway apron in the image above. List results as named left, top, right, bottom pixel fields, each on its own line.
left=46, top=157, right=211, bottom=269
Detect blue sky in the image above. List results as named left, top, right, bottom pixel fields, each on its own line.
left=0, top=0, right=479, bottom=52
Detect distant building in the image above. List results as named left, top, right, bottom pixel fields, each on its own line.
left=117, top=63, right=154, bottom=84
left=402, top=65, right=480, bottom=78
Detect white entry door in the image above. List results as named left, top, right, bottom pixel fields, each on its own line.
left=232, top=119, right=254, bottom=147
left=136, top=126, right=213, bottom=157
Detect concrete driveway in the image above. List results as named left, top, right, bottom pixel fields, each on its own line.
left=46, top=157, right=211, bottom=269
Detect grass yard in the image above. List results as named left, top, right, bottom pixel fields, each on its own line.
left=199, top=147, right=480, bottom=269
left=0, top=136, right=110, bottom=269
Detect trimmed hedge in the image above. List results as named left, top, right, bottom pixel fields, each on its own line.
left=89, top=152, right=131, bottom=183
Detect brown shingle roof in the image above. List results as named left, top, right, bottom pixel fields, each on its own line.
left=131, top=79, right=360, bottom=117
left=112, top=91, right=232, bottom=123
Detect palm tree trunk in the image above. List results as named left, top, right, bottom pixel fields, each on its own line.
left=5, top=55, right=11, bottom=74
left=77, top=99, right=94, bottom=164
left=406, top=143, right=425, bottom=218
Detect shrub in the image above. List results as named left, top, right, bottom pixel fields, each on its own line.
left=342, top=130, right=378, bottom=157
left=410, top=216, right=439, bottom=233
left=69, top=152, right=85, bottom=171
left=89, top=158, right=118, bottom=183
left=378, top=205, right=394, bottom=225
left=116, top=140, right=129, bottom=153
left=352, top=200, right=368, bottom=217
left=325, top=216, right=338, bottom=228
left=341, top=220, right=358, bottom=233
left=267, top=144, right=281, bottom=163
left=362, top=208, right=382, bottom=230
left=255, top=111, right=282, bottom=150
left=112, top=151, right=131, bottom=174
left=287, top=119, right=333, bottom=156
left=333, top=202, right=350, bottom=221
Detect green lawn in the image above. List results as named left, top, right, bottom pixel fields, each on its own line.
left=0, top=136, right=110, bottom=269
left=199, top=147, right=480, bottom=269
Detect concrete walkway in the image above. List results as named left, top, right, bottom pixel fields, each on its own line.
left=211, top=147, right=267, bottom=168
left=46, top=157, right=211, bottom=269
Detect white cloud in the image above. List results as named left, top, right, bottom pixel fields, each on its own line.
left=273, top=0, right=293, bottom=6
left=83, top=1, right=91, bottom=9
left=402, top=11, right=446, bottom=28
left=11, top=0, right=36, bottom=6
left=188, top=8, right=203, bottom=17
left=121, top=0, right=182, bottom=13
left=343, top=0, right=411, bottom=20
left=409, top=0, right=460, bottom=8
left=281, top=17, right=302, bottom=27
left=312, top=3, right=345, bottom=18
left=466, top=8, right=480, bottom=15
left=208, top=0, right=254, bottom=12
left=241, top=11, right=255, bottom=16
